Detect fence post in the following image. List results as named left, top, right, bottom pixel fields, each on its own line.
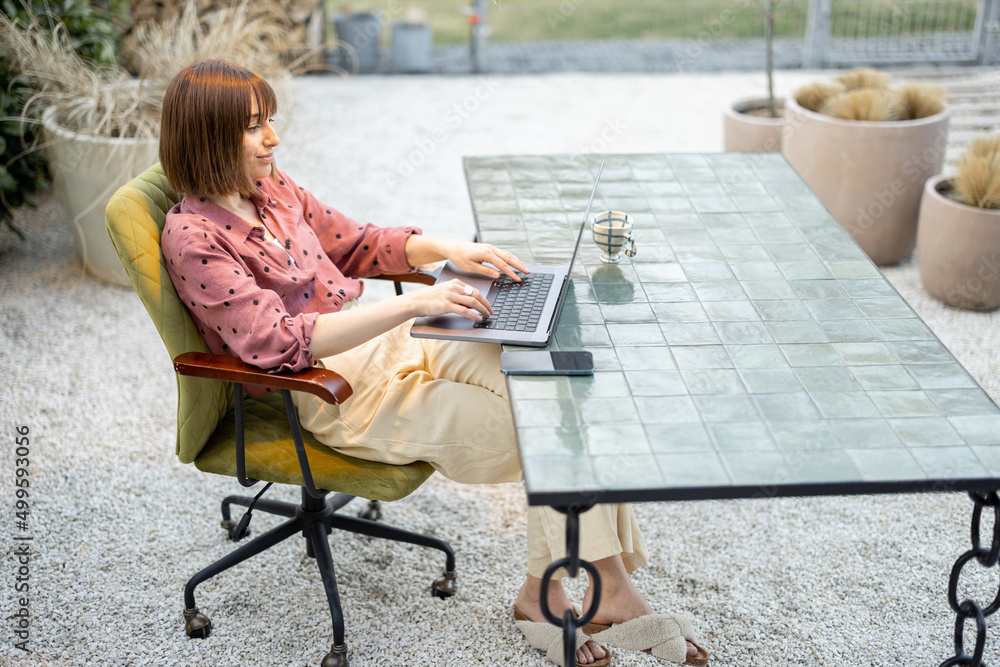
left=804, top=0, right=831, bottom=69
left=979, top=0, right=1000, bottom=65
left=470, top=0, right=490, bottom=73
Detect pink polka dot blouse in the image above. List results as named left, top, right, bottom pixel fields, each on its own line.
left=162, top=169, right=421, bottom=393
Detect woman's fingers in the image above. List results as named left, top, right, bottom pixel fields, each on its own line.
left=482, top=245, right=530, bottom=282
left=462, top=283, right=492, bottom=317
left=447, top=280, right=491, bottom=319
left=496, top=246, right=531, bottom=275
left=451, top=243, right=531, bottom=282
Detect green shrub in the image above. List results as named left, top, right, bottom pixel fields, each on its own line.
left=0, top=0, right=127, bottom=237
left=0, top=63, right=49, bottom=238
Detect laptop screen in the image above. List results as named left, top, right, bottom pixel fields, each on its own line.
left=546, top=157, right=606, bottom=334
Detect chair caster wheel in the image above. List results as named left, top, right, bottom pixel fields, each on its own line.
left=321, top=643, right=349, bottom=667
left=430, top=570, right=457, bottom=599
left=221, top=518, right=250, bottom=541
left=183, top=607, right=213, bottom=639
left=358, top=500, right=382, bottom=522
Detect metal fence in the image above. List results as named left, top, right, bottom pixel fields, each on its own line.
left=327, top=0, right=1000, bottom=68
left=478, top=0, right=1000, bottom=67
left=482, top=1, right=812, bottom=44
left=806, top=0, right=1000, bottom=66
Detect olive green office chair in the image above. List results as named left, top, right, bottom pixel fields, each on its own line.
left=105, top=163, right=454, bottom=667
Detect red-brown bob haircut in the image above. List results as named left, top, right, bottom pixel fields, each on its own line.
left=160, top=60, right=277, bottom=198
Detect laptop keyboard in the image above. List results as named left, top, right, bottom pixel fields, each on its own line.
left=473, top=272, right=554, bottom=331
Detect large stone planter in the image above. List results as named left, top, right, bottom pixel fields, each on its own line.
left=724, top=97, right=784, bottom=152
left=42, top=106, right=159, bottom=285
left=782, top=96, right=950, bottom=266
left=917, top=175, right=1000, bottom=310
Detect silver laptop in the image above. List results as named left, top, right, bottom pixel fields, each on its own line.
left=410, top=159, right=605, bottom=347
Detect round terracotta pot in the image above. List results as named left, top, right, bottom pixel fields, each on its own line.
left=723, top=97, right=785, bottom=152
left=782, top=96, right=950, bottom=266
left=917, top=175, right=1000, bottom=310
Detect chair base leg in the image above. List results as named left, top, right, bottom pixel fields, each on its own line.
left=184, top=517, right=302, bottom=614
left=307, top=517, right=346, bottom=647
left=221, top=495, right=299, bottom=541
left=330, top=512, right=457, bottom=575
left=222, top=495, right=298, bottom=521
left=184, top=487, right=455, bottom=665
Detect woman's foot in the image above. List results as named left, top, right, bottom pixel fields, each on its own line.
left=581, top=555, right=701, bottom=662
left=515, top=577, right=608, bottom=665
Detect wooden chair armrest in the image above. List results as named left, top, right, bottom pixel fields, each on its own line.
left=173, top=351, right=353, bottom=404
left=172, top=271, right=434, bottom=404
left=374, top=272, right=437, bottom=286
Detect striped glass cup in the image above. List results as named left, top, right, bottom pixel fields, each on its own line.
left=590, top=211, right=637, bottom=264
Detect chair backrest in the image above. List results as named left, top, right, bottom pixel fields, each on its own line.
left=105, top=163, right=232, bottom=464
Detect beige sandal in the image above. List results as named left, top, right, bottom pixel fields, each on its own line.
left=582, top=613, right=709, bottom=666
left=513, top=605, right=613, bottom=667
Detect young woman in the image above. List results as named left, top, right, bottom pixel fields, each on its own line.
left=159, top=60, right=708, bottom=666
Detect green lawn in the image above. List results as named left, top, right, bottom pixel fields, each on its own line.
left=325, top=0, right=979, bottom=47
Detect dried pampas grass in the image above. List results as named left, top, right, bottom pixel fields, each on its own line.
left=821, top=88, right=896, bottom=122
left=794, top=82, right=845, bottom=113
left=0, top=0, right=303, bottom=140
left=955, top=134, right=1000, bottom=209
left=129, top=0, right=306, bottom=107
left=0, top=15, right=158, bottom=140
left=833, top=68, right=893, bottom=91
left=794, top=69, right=948, bottom=123
left=894, top=83, right=949, bottom=121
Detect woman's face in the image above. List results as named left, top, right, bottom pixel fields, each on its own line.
left=244, top=99, right=280, bottom=182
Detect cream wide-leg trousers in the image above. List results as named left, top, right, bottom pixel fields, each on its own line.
left=292, top=314, right=648, bottom=578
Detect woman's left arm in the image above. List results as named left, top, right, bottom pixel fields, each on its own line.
left=405, top=235, right=530, bottom=281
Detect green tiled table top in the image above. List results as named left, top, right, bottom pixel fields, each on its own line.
left=464, top=153, right=1000, bottom=506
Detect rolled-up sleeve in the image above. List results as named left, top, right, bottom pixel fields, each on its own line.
left=164, top=222, right=317, bottom=374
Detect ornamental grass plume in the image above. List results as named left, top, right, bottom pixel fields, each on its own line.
left=794, top=81, right=845, bottom=112
left=894, top=82, right=949, bottom=121
left=0, top=0, right=301, bottom=141
left=954, top=134, right=1000, bottom=210
left=795, top=68, right=948, bottom=122
left=128, top=0, right=304, bottom=106
left=821, top=88, right=896, bottom=122
left=833, top=68, right=893, bottom=91
left=0, top=14, right=153, bottom=139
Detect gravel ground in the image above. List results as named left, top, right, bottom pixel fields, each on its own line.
left=2, top=70, right=1000, bottom=667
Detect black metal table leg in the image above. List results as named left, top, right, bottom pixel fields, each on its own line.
left=538, top=504, right=602, bottom=667
left=939, top=490, right=1000, bottom=667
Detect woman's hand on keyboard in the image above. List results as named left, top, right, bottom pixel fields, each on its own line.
left=404, top=278, right=493, bottom=321
left=442, top=241, right=530, bottom=282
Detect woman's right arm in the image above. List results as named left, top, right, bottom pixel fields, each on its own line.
left=307, top=279, right=492, bottom=359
